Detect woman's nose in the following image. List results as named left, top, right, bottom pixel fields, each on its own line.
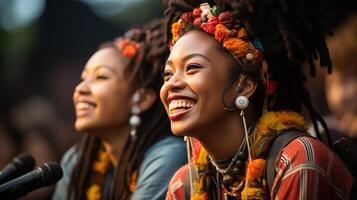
left=74, top=79, right=90, bottom=95
left=166, top=73, right=186, bottom=91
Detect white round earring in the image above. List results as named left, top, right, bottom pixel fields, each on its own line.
left=236, top=95, right=252, bottom=162
left=235, top=95, right=249, bottom=109
left=129, top=91, right=141, bottom=140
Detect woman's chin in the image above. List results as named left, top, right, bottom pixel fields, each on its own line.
left=171, top=125, right=196, bottom=137
left=74, top=121, right=93, bottom=133
left=171, top=130, right=187, bottom=137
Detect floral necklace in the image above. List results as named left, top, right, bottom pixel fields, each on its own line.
left=86, top=147, right=139, bottom=200
left=86, top=148, right=111, bottom=200
left=191, top=111, right=307, bottom=200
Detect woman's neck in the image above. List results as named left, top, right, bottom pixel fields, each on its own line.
left=197, top=110, right=254, bottom=161
left=94, top=126, right=131, bottom=166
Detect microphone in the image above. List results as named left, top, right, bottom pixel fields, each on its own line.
left=0, top=154, right=35, bottom=185
left=0, top=162, right=63, bottom=199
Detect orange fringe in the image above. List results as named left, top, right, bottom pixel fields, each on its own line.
left=246, top=159, right=266, bottom=182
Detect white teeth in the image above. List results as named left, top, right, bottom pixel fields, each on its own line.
left=169, top=99, right=195, bottom=112
left=76, top=102, right=95, bottom=110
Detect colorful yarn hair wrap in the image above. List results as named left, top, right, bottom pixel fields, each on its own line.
left=170, top=3, right=264, bottom=65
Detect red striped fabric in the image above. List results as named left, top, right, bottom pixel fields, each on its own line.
left=166, top=137, right=353, bottom=200
left=272, top=136, right=352, bottom=200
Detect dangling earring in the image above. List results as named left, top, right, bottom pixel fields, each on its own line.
left=234, top=94, right=252, bottom=162
left=129, top=91, right=141, bottom=141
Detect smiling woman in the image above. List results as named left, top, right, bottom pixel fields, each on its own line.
left=161, top=30, right=244, bottom=142
left=161, top=0, right=353, bottom=200
left=52, top=19, right=187, bottom=200
left=73, top=48, right=132, bottom=136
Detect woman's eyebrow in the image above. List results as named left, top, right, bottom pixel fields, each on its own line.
left=165, top=52, right=212, bottom=67
left=182, top=53, right=212, bottom=63
left=92, top=64, right=116, bottom=73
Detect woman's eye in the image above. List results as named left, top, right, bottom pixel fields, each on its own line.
left=163, top=71, right=173, bottom=82
left=186, top=64, right=202, bottom=71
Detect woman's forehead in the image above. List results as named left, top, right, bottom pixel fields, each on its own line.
left=169, top=30, right=235, bottom=66
left=84, top=48, right=124, bottom=71
left=170, top=31, right=221, bottom=59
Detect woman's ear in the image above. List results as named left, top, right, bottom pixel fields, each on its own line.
left=136, top=89, right=157, bottom=112
left=235, top=74, right=258, bottom=99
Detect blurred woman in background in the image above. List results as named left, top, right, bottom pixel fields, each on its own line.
left=52, top=19, right=187, bottom=200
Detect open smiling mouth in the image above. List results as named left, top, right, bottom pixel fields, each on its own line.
left=168, top=99, right=196, bottom=120
left=76, top=101, right=96, bottom=117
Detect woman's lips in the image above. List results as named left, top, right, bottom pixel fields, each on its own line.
left=75, top=102, right=96, bottom=117
left=169, top=106, right=194, bottom=120
left=168, top=98, right=196, bottom=120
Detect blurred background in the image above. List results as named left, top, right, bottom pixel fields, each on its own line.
left=0, top=0, right=355, bottom=199
left=0, top=0, right=164, bottom=199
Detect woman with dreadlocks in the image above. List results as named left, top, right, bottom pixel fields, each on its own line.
left=160, top=0, right=353, bottom=199
left=52, top=20, right=187, bottom=200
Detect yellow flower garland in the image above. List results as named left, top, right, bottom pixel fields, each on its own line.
left=85, top=148, right=139, bottom=199
left=129, top=171, right=138, bottom=192
left=86, top=149, right=111, bottom=200
left=87, top=184, right=102, bottom=200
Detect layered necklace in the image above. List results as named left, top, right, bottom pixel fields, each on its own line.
left=208, top=124, right=253, bottom=199
left=191, top=111, right=308, bottom=200
left=209, top=139, right=248, bottom=184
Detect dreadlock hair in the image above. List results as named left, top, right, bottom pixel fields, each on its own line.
left=164, top=0, right=335, bottom=197
left=164, top=0, right=333, bottom=147
left=68, top=19, right=171, bottom=200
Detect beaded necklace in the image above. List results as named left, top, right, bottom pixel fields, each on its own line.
left=191, top=111, right=307, bottom=200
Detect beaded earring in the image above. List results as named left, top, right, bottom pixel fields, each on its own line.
left=234, top=92, right=252, bottom=162
left=210, top=82, right=254, bottom=188
left=234, top=76, right=252, bottom=161
left=129, top=91, right=141, bottom=141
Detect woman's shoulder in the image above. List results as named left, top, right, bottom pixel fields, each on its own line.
left=131, top=136, right=187, bottom=199
left=143, top=136, right=186, bottom=158
left=166, top=164, right=190, bottom=200
left=273, top=136, right=352, bottom=199
left=58, top=145, right=80, bottom=183
left=140, top=135, right=187, bottom=169
left=278, top=136, right=346, bottom=168
left=60, top=145, right=79, bottom=167
left=277, top=136, right=351, bottom=176
left=52, top=145, right=79, bottom=200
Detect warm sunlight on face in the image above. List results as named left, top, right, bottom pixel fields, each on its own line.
left=160, top=30, right=237, bottom=138
left=73, top=47, right=132, bottom=134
